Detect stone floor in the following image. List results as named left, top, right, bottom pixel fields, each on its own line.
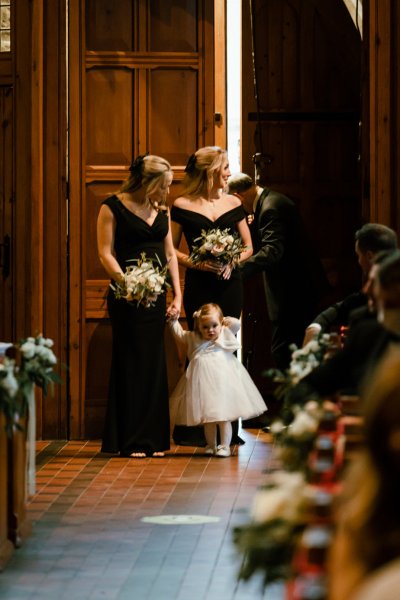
left=0, top=429, right=284, bottom=600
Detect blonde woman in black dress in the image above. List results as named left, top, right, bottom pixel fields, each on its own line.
left=170, top=146, right=254, bottom=446
left=97, top=154, right=182, bottom=458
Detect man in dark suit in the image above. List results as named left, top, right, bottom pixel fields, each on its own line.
left=299, top=250, right=400, bottom=398
left=302, top=223, right=398, bottom=345
left=228, top=173, right=329, bottom=370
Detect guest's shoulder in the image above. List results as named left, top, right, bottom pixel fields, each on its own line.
left=345, top=317, right=384, bottom=347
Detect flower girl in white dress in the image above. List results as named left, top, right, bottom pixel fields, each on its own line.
left=168, top=303, right=267, bottom=457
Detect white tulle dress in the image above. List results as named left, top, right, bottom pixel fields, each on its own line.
left=169, top=318, right=267, bottom=426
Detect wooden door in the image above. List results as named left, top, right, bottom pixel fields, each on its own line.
left=0, top=87, right=13, bottom=343
left=69, top=0, right=224, bottom=438
left=241, top=0, right=362, bottom=402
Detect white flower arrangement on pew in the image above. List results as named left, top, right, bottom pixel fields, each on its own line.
left=0, top=335, right=61, bottom=435
left=233, top=334, right=342, bottom=587
left=18, top=334, right=60, bottom=397
left=189, top=227, right=246, bottom=268
left=233, top=470, right=324, bottom=585
left=111, top=252, right=170, bottom=308
left=265, top=332, right=341, bottom=470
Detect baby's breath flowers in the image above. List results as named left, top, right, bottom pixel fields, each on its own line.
left=111, top=252, right=170, bottom=308
left=189, top=227, right=246, bottom=268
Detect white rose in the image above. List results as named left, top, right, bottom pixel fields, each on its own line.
left=251, top=472, right=306, bottom=523
left=20, top=341, right=36, bottom=359
left=304, top=400, right=322, bottom=418
left=289, top=410, right=319, bottom=437
left=291, top=348, right=303, bottom=360
left=270, top=420, right=286, bottom=435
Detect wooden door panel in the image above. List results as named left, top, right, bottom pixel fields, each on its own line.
left=256, top=124, right=301, bottom=183
left=84, top=320, right=112, bottom=438
left=149, top=0, right=198, bottom=51
left=149, top=68, right=197, bottom=162
left=86, top=69, right=134, bottom=164
left=85, top=0, right=135, bottom=51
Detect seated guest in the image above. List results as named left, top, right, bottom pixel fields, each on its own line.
left=303, top=223, right=398, bottom=345
left=347, top=249, right=397, bottom=328
left=328, top=347, right=400, bottom=600
left=297, top=250, right=400, bottom=398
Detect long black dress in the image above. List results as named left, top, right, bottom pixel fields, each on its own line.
left=101, top=195, right=170, bottom=456
left=171, top=204, right=246, bottom=445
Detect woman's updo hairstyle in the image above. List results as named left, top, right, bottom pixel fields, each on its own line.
left=183, top=146, right=227, bottom=198
left=119, top=154, right=172, bottom=208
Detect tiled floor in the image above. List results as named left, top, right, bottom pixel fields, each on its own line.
left=0, top=429, right=284, bottom=600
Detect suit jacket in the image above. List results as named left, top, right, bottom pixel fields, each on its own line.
left=240, top=187, right=328, bottom=323
left=312, top=291, right=367, bottom=331
left=302, top=318, right=400, bottom=397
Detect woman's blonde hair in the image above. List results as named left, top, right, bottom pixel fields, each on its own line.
left=119, top=154, right=172, bottom=208
left=193, top=303, right=224, bottom=334
left=182, top=146, right=227, bottom=198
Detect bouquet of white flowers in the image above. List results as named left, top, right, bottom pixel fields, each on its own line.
left=189, top=227, right=246, bottom=267
left=0, top=335, right=61, bottom=434
left=18, top=334, right=60, bottom=396
left=111, top=252, right=170, bottom=308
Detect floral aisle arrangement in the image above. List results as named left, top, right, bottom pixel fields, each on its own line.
left=265, top=332, right=342, bottom=472
left=189, top=227, right=246, bottom=268
left=265, top=333, right=334, bottom=403
left=233, top=332, right=343, bottom=590
left=0, top=334, right=60, bottom=434
left=233, top=471, right=311, bottom=585
left=111, top=252, right=170, bottom=307
left=0, top=334, right=61, bottom=498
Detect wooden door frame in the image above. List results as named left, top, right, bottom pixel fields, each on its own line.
left=214, top=0, right=227, bottom=149
left=68, top=0, right=85, bottom=439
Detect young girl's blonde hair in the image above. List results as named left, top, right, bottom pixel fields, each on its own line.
left=193, top=303, right=224, bottom=334
left=182, top=146, right=227, bottom=199
left=119, top=154, right=172, bottom=209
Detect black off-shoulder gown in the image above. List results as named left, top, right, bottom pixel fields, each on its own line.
left=101, top=195, right=170, bottom=456
left=171, top=204, right=246, bottom=445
